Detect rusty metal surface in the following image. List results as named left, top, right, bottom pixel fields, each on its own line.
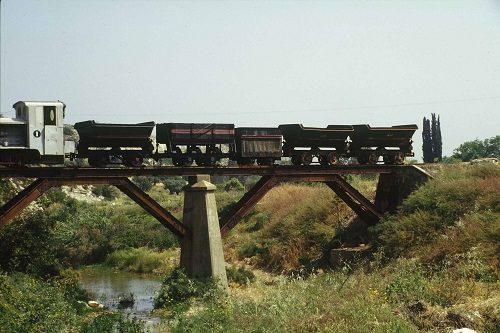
left=219, top=173, right=385, bottom=236
left=115, top=178, right=187, bottom=237
left=0, top=165, right=402, bottom=179
left=1, top=165, right=428, bottom=237
left=220, top=176, right=279, bottom=237
left=326, top=180, right=380, bottom=226
left=330, top=175, right=382, bottom=219
left=0, top=176, right=187, bottom=237
left=0, top=178, right=52, bottom=227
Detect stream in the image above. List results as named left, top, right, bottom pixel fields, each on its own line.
left=79, top=267, right=164, bottom=330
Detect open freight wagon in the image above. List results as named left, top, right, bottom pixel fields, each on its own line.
left=349, top=124, right=418, bottom=165
left=155, top=123, right=235, bottom=166
left=74, top=120, right=155, bottom=167
left=278, top=124, right=353, bottom=165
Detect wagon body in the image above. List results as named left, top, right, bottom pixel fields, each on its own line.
left=279, top=124, right=352, bottom=149
left=74, top=120, right=155, bottom=148
left=235, top=127, right=282, bottom=159
left=349, top=124, right=418, bottom=150
left=156, top=123, right=235, bottom=146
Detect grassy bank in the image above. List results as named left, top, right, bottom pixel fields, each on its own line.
left=104, top=247, right=179, bottom=275
left=156, top=164, right=499, bottom=332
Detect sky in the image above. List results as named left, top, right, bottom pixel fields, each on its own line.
left=1, top=0, right=499, bottom=162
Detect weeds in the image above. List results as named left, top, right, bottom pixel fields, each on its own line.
left=104, top=247, right=178, bottom=274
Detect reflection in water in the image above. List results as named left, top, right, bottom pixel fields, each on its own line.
left=79, top=267, right=163, bottom=328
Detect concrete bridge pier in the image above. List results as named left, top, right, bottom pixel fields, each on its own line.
left=375, top=166, right=432, bottom=213
left=180, top=175, right=228, bottom=291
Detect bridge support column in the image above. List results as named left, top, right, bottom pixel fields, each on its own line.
left=180, top=175, right=228, bottom=291
left=375, top=166, right=432, bottom=213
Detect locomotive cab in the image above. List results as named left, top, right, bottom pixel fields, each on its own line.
left=0, top=101, right=71, bottom=164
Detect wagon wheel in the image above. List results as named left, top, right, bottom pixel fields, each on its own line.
left=357, top=155, right=368, bottom=165
left=205, top=147, right=222, bottom=166
left=326, top=152, right=340, bottom=166
left=300, top=152, right=313, bottom=165
left=184, top=147, right=201, bottom=166
left=291, top=156, right=302, bottom=165
left=88, top=156, right=99, bottom=167
left=394, top=152, right=405, bottom=165
left=129, top=154, right=144, bottom=167
left=383, top=154, right=395, bottom=165
left=172, top=147, right=183, bottom=166
left=368, top=153, right=379, bottom=165
left=88, top=155, right=108, bottom=167
left=205, top=155, right=218, bottom=166
left=257, top=158, right=274, bottom=166
left=238, top=158, right=255, bottom=166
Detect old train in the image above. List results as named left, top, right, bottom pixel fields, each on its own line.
left=0, top=101, right=417, bottom=167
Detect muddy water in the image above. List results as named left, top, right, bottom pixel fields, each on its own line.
left=79, top=267, right=164, bottom=329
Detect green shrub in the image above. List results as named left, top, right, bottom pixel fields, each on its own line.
left=223, top=178, right=244, bottom=191
left=168, top=271, right=418, bottom=333
left=154, top=268, right=221, bottom=310
left=225, top=184, right=352, bottom=271
left=0, top=272, right=78, bottom=333
left=104, top=247, right=178, bottom=274
left=80, top=313, right=145, bottom=333
left=226, top=265, right=256, bottom=285
left=163, top=176, right=187, bottom=194
left=384, top=258, right=429, bottom=304
left=371, top=164, right=500, bottom=272
left=91, top=185, right=119, bottom=200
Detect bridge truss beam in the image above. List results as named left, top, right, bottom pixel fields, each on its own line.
left=0, top=177, right=187, bottom=237
left=219, top=174, right=383, bottom=236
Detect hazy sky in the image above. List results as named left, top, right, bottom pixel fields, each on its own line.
left=1, top=0, right=499, bottom=161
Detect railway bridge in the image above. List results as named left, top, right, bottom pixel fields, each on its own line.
left=0, top=164, right=431, bottom=290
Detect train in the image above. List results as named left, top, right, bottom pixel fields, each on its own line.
left=0, top=101, right=418, bottom=167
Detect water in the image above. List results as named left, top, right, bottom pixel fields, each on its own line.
left=79, top=267, right=164, bottom=329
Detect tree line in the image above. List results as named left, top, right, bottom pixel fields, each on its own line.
left=422, top=113, right=498, bottom=163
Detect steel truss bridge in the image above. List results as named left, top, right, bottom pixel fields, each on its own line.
left=0, top=165, right=431, bottom=239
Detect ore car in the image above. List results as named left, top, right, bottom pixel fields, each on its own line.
left=234, top=127, right=282, bottom=165
left=155, top=123, right=235, bottom=166
left=74, top=120, right=155, bottom=167
left=349, top=124, right=418, bottom=165
left=279, top=124, right=353, bottom=165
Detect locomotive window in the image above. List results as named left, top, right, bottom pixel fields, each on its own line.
left=44, top=106, right=57, bottom=125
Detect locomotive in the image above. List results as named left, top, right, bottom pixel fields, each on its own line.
left=0, top=101, right=417, bottom=167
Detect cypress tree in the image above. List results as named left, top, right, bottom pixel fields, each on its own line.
left=422, top=117, right=433, bottom=163
left=422, top=114, right=442, bottom=163
left=435, top=115, right=442, bottom=162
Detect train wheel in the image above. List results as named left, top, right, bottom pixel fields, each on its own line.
left=357, top=156, right=367, bottom=165
left=89, top=155, right=108, bottom=167
left=291, top=156, right=302, bottom=165
left=257, top=158, right=274, bottom=166
left=206, top=156, right=217, bottom=166
left=319, top=156, right=329, bottom=166
left=236, top=158, right=249, bottom=166
left=394, top=152, right=405, bottom=165
left=368, top=153, right=379, bottom=165
left=383, top=155, right=394, bottom=165
left=326, top=152, right=340, bottom=165
left=209, top=147, right=222, bottom=166
left=88, top=157, right=99, bottom=167
left=300, top=152, right=313, bottom=165
left=130, top=154, right=144, bottom=167
left=172, top=147, right=183, bottom=166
